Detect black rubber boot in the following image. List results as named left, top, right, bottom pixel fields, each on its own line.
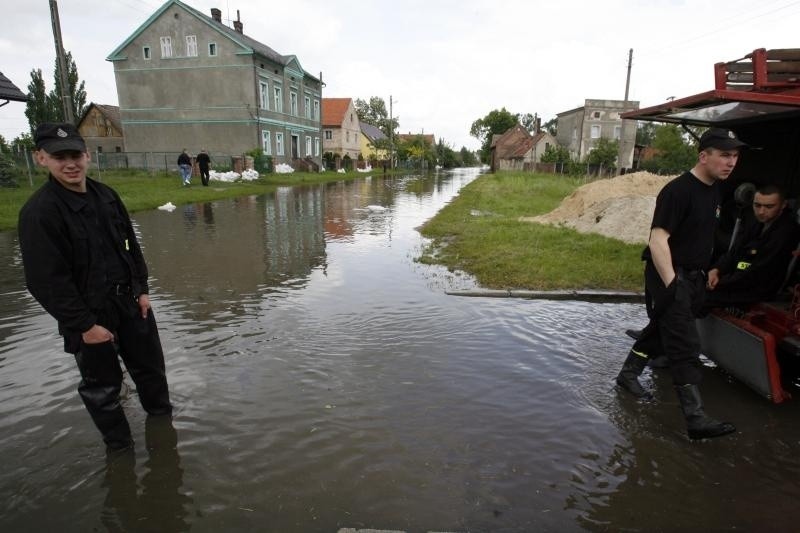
left=616, top=351, right=651, bottom=399
left=648, top=354, right=669, bottom=369
left=674, top=384, right=736, bottom=440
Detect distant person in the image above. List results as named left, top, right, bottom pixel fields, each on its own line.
left=615, top=127, right=744, bottom=441
left=18, top=122, right=172, bottom=451
left=196, top=149, right=212, bottom=186
left=177, top=149, right=192, bottom=186
left=705, top=184, right=799, bottom=308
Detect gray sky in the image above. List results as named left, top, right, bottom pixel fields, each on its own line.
left=2, top=0, right=800, bottom=150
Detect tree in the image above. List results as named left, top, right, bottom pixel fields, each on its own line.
left=641, top=124, right=697, bottom=174
left=354, top=96, right=398, bottom=139
left=25, top=69, right=59, bottom=134
left=518, top=113, right=537, bottom=134
left=0, top=135, right=9, bottom=154
left=459, top=146, right=478, bottom=167
left=51, top=51, right=87, bottom=123
left=540, top=144, right=571, bottom=164
left=586, top=137, right=619, bottom=168
left=636, top=122, right=658, bottom=146
left=542, top=117, right=558, bottom=136
left=469, top=107, right=518, bottom=163
left=436, top=139, right=459, bottom=169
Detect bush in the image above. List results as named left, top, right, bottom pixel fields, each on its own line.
left=0, top=153, right=19, bottom=188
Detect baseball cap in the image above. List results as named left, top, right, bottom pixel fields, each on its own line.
left=34, top=122, right=87, bottom=153
left=698, top=127, right=748, bottom=151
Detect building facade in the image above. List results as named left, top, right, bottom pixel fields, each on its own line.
left=107, top=0, right=322, bottom=168
left=321, top=98, right=361, bottom=168
left=490, top=124, right=557, bottom=172
left=556, top=99, right=639, bottom=169
left=77, top=103, right=124, bottom=154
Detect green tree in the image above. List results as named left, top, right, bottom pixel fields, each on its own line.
left=469, top=107, right=518, bottom=163
left=12, top=133, right=34, bottom=153
left=354, top=96, right=398, bottom=139
left=542, top=117, right=557, bottom=136
left=586, top=137, right=619, bottom=167
left=459, top=146, right=478, bottom=167
left=51, top=51, right=87, bottom=123
left=641, top=124, right=697, bottom=174
left=518, top=113, right=538, bottom=134
left=436, top=139, right=459, bottom=169
left=397, top=134, right=436, bottom=168
left=636, top=122, right=657, bottom=146
left=25, top=68, right=59, bottom=134
left=539, top=144, right=571, bottom=164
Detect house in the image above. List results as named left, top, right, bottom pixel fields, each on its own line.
left=106, top=0, right=322, bottom=169
left=359, top=121, right=388, bottom=163
left=396, top=133, right=436, bottom=147
left=0, top=71, right=27, bottom=107
left=77, top=103, right=124, bottom=154
left=490, top=124, right=557, bottom=172
left=556, top=99, right=639, bottom=169
left=321, top=98, right=361, bottom=169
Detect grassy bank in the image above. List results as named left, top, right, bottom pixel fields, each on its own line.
left=417, top=171, right=644, bottom=291
left=0, top=167, right=378, bottom=231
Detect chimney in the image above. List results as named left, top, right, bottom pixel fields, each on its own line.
left=233, top=9, right=243, bottom=33
left=211, top=8, right=221, bottom=22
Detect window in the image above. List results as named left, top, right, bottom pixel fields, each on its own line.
left=276, top=133, right=284, bottom=155
left=592, top=111, right=601, bottom=119
left=143, top=46, right=151, bottom=60
left=208, top=42, right=217, bottom=56
left=346, top=131, right=350, bottom=142
left=186, top=35, right=198, bottom=57
left=614, top=125, right=622, bottom=139
left=160, top=36, right=173, bottom=58
left=259, top=81, right=269, bottom=110
left=590, top=125, right=601, bottom=139
left=324, top=130, right=332, bottom=140
left=262, top=130, right=272, bottom=155
left=304, top=96, right=311, bottom=118
left=305, top=136, right=312, bottom=156
left=273, top=86, right=283, bottom=112
left=313, top=100, right=319, bottom=120
left=314, top=137, right=320, bottom=156
left=290, top=91, right=298, bottom=116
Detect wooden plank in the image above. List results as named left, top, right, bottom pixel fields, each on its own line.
left=767, top=49, right=800, bottom=61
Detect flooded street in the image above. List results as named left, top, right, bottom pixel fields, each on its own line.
left=3, top=168, right=800, bottom=532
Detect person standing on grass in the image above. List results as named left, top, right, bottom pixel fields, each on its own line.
left=18, top=122, right=172, bottom=451
left=196, top=149, right=211, bottom=186
left=177, top=148, right=192, bottom=186
left=615, top=127, right=745, bottom=441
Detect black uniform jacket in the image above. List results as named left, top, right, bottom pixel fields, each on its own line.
left=712, top=208, right=800, bottom=299
left=18, top=176, right=149, bottom=350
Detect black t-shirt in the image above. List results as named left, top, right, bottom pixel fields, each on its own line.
left=644, top=171, right=721, bottom=270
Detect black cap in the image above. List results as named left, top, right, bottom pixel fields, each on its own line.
left=698, top=127, right=748, bottom=151
left=34, top=122, right=87, bottom=153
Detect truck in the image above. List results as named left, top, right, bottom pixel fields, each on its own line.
left=622, top=48, right=800, bottom=403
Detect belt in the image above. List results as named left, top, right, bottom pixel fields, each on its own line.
left=110, top=283, right=132, bottom=295
left=676, top=267, right=705, bottom=281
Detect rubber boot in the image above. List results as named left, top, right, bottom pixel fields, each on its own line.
left=674, top=384, right=736, bottom=440
left=616, top=351, right=651, bottom=399
left=648, top=354, right=669, bottom=369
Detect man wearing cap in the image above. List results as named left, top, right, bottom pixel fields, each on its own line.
left=18, top=122, right=172, bottom=451
left=615, top=127, right=744, bottom=440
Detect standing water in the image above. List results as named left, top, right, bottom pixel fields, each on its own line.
left=2, top=168, right=800, bottom=532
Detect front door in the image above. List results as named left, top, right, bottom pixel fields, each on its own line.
left=291, top=135, right=299, bottom=159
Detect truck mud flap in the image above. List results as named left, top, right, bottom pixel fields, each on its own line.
left=696, top=313, right=790, bottom=403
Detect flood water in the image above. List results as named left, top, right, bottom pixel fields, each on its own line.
left=3, top=168, right=800, bottom=532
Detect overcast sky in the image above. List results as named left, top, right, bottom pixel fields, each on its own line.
left=2, top=0, right=800, bottom=150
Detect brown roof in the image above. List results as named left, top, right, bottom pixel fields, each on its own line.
left=493, top=124, right=534, bottom=159
left=322, top=98, right=353, bottom=127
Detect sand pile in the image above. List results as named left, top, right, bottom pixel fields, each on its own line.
left=523, top=171, right=676, bottom=244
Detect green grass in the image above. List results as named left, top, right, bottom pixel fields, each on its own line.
left=0, top=167, right=376, bottom=231
left=418, top=171, right=644, bottom=291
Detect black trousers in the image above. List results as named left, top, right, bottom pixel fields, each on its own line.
left=199, top=166, right=210, bottom=186
left=73, top=294, right=171, bottom=447
left=631, top=262, right=705, bottom=385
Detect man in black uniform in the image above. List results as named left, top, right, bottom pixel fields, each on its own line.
left=705, top=184, right=799, bottom=308
left=18, top=123, right=172, bottom=451
left=196, top=149, right=212, bottom=187
left=616, top=127, right=743, bottom=440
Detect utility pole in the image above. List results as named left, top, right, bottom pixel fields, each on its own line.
left=389, top=95, right=394, bottom=170
left=49, top=0, right=74, bottom=124
left=616, top=48, right=633, bottom=175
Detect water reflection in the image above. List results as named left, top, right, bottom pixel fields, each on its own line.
left=101, top=416, right=191, bottom=532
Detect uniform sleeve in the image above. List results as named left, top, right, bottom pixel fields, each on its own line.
left=651, top=184, right=684, bottom=234
left=18, top=202, right=96, bottom=332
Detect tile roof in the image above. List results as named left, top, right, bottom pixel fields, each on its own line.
left=322, top=98, right=352, bottom=127
left=493, top=124, right=534, bottom=159
left=0, top=71, right=27, bottom=102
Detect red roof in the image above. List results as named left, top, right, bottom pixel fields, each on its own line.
left=322, top=98, right=352, bottom=127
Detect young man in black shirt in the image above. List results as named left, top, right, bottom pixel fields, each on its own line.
left=616, top=127, right=744, bottom=440
left=18, top=123, right=172, bottom=451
